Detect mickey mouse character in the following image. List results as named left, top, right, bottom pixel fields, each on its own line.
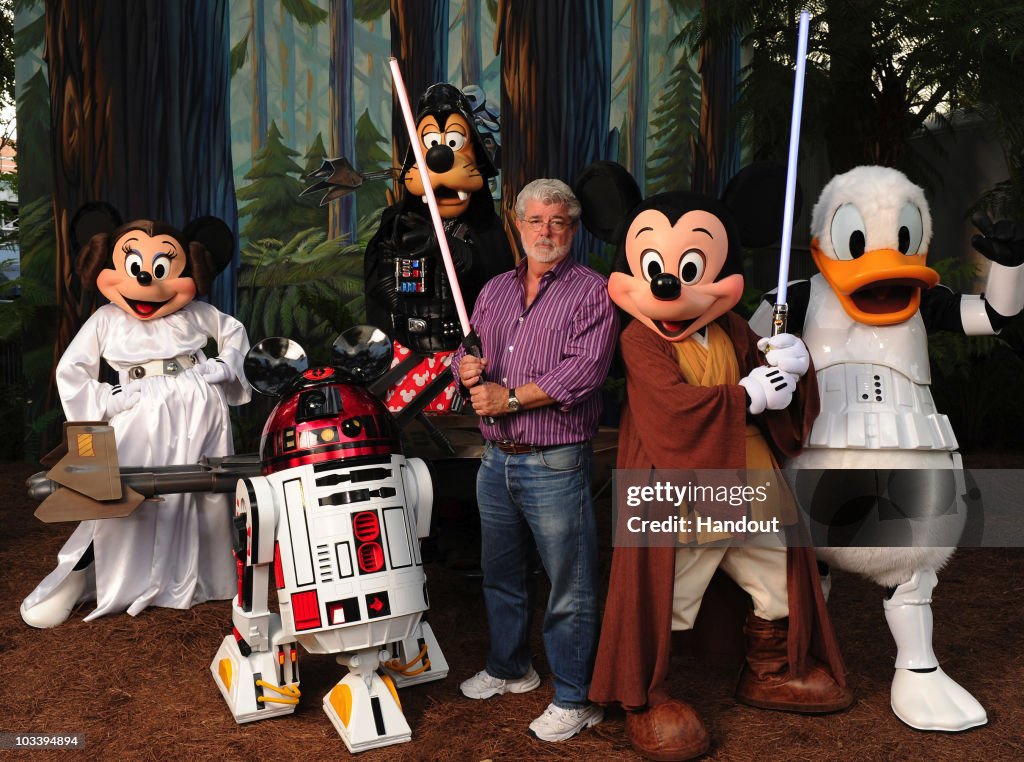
left=363, top=83, right=514, bottom=413
left=575, top=162, right=850, bottom=761
left=20, top=206, right=251, bottom=628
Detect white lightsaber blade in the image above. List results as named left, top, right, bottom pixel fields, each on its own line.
left=388, top=57, right=472, bottom=337
left=772, top=8, right=810, bottom=337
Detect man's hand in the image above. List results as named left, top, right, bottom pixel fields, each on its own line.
left=469, top=381, right=511, bottom=417
left=459, top=354, right=487, bottom=388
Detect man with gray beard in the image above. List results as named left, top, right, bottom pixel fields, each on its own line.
left=450, top=179, right=618, bottom=742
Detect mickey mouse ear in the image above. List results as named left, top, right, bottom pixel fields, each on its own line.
left=331, top=325, right=394, bottom=384
left=721, top=162, right=802, bottom=248
left=71, top=202, right=122, bottom=251
left=244, top=338, right=308, bottom=397
left=574, top=161, right=643, bottom=244
left=183, top=216, right=235, bottom=275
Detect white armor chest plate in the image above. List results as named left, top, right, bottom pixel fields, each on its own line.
left=802, top=274, right=957, bottom=451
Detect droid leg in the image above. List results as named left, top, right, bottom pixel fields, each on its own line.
left=884, top=571, right=987, bottom=731
left=212, top=477, right=300, bottom=723
left=384, top=620, right=449, bottom=689
left=323, top=647, right=412, bottom=753
left=210, top=618, right=301, bottom=724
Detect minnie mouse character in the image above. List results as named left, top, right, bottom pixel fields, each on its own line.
left=20, top=205, right=251, bottom=628
left=575, top=162, right=850, bottom=760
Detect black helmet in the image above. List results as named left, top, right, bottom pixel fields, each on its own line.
left=400, top=83, right=499, bottom=180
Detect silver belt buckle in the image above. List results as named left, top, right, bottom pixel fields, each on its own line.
left=407, top=317, right=428, bottom=334
left=164, top=359, right=180, bottom=375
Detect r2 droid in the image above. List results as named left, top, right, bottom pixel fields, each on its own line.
left=210, top=326, right=448, bottom=752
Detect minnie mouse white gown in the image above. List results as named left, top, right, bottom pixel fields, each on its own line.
left=22, top=301, right=250, bottom=620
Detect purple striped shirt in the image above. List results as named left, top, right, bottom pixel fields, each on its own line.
left=451, top=255, right=618, bottom=445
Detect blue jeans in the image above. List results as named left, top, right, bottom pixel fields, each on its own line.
left=476, top=441, right=599, bottom=708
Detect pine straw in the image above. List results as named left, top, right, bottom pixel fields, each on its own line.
left=2, top=458, right=1022, bottom=761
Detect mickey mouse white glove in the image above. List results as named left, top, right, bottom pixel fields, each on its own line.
left=106, top=384, right=142, bottom=418
left=756, top=333, right=810, bottom=377
left=195, top=357, right=235, bottom=385
left=738, top=366, right=797, bottom=415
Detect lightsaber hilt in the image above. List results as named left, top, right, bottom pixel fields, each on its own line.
left=770, top=302, right=789, bottom=337
left=462, top=330, right=496, bottom=425
left=775, top=9, right=810, bottom=317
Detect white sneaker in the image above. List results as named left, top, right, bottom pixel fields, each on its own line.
left=528, top=702, right=604, bottom=742
left=459, top=666, right=541, bottom=699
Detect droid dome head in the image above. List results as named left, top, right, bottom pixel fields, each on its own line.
left=244, top=326, right=399, bottom=474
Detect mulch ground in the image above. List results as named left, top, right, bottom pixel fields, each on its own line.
left=1, top=456, right=1022, bottom=762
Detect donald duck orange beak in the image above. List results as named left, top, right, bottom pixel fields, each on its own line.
left=810, top=239, right=940, bottom=325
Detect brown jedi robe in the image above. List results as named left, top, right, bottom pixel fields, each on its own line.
left=589, top=312, right=846, bottom=710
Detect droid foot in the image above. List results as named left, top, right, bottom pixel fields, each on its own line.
left=210, top=634, right=300, bottom=724
left=20, top=568, right=88, bottom=629
left=323, top=670, right=411, bottom=753
left=384, top=620, right=449, bottom=688
left=891, top=667, right=987, bottom=732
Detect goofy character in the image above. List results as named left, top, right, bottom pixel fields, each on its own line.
left=364, top=83, right=514, bottom=414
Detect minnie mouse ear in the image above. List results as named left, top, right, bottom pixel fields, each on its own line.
left=183, top=216, right=234, bottom=275
left=573, top=161, right=643, bottom=244
left=71, top=202, right=122, bottom=251
left=721, top=162, right=802, bottom=248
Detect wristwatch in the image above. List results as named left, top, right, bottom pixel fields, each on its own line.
left=506, top=387, right=522, bottom=413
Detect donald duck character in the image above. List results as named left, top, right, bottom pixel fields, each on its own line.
left=752, top=165, right=1024, bottom=731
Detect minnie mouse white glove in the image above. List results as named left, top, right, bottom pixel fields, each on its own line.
left=195, top=357, right=235, bottom=385
left=105, top=384, right=142, bottom=418
left=738, top=366, right=797, bottom=415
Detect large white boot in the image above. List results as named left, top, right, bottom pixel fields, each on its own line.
left=20, top=567, right=88, bottom=629
left=884, top=571, right=987, bottom=731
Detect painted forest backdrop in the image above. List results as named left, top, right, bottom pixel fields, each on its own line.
left=6, top=0, right=1024, bottom=459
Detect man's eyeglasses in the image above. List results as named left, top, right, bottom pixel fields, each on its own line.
left=523, top=217, right=573, bottom=232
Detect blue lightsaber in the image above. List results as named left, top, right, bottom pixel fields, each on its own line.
left=772, top=8, right=811, bottom=337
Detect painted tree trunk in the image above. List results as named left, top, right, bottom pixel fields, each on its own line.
left=251, top=0, right=269, bottom=156
left=824, top=1, right=886, bottom=172
left=44, top=0, right=239, bottom=435
left=280, top=3, right=297, bottom=142
left=497, top=0, right=613, bottom=263
left=330, top=0, right=356, bottom=240
left=461, top=0, right=482, bottom=88
left=625, top=0, right=649, bottom=191
left=389, top=0, right=449, bottom=199
left=691, top=0, right=739, bottom=197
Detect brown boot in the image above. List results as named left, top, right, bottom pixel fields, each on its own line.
left=625, top=698, right=711, bottom=761
left=736, top=614, right=853, bottom=713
